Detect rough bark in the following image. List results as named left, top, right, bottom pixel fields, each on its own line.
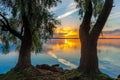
left=14, top=16, right=33, bottom=71
left=15, top=39, right=32, bottom=70
left=79, top=34, right=99, bottom=73
left=78, top=0, right=113, bottom=74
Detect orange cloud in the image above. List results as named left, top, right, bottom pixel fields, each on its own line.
left=54, top=27, right=120, bottom=39
left=100, top=34, right=120, bottom=39
left=54, top=27, right=79, bottom=38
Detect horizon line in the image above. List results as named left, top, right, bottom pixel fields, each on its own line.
left=51, top=38, right=120, bottom=39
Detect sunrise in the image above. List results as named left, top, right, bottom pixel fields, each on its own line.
left=0, top=0, right=120, bottom=80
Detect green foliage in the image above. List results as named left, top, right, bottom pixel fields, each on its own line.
left=0, top=0, right=61, bottom=53
left=1, top=68, right=41, bottom=80
left=40, top=0, right=62, bottom=8
left=63, top=69, right=80, bottom=79
left=1, top=67, right=65, bottom=80
left=92, top=0, right=104, bottom=17
left=64, top=69, right=114, bottom=80
left=75, top=0, right=104, bottom=18
left=1, top=68, right=115, bottom=80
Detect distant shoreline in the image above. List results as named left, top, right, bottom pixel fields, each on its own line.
left=51, top=38, right=120, bottom=39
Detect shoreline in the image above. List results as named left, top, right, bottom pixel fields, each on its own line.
left=0, top=64, right=119, bottom=80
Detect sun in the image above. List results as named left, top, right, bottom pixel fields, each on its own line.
left=55, top=27, right=79, bottom=38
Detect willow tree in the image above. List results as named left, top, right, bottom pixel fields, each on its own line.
left=0, top=0, right=61, bottom=70
left=75, top=0, right=113, bottom=73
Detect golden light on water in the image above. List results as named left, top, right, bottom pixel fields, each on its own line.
left=65, top=39, right=68, bottom=43
left=53, top=39, right=80, bottom=51
left=44, top=39, right=80, bottom=54
left=46, top=27, right=120, bottom=54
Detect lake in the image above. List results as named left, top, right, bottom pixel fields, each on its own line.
left=0, top=39, right=120, bottom=78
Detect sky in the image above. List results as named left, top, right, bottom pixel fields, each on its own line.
left=50, top=0, right=120, bottom=38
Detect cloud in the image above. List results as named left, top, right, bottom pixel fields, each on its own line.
left=56, top=4, right=120, bottom=20
left=57, top=8, right=79, bottom=19
left=49, top=7, right=58, bottom=12
left=48, top=52, right=57, bottom=59
left=0, top=51, right=18, bottom=59
left=67, top=2, right=77, bottom=10
left=109, top=12, right=120, bottom=19
left=103, top=29, right=120, bottom=35
left=58, top=58, right=77, bottom=68
left=48, top=52, right=77, bottom=68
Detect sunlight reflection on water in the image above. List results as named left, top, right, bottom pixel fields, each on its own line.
left=0, top=39, right=120, bottom=78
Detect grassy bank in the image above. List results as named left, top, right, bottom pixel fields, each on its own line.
left=0, top=64, right=116, bottom=80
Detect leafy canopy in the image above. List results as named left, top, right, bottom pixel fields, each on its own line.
left=0, top=0, right=61, bottom=53
left=75, top=0, right=104, bottom=18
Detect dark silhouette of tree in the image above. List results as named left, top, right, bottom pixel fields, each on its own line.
left=75, top=0, right=113, bottom=74
left=0, top=0, right=61, bottom=71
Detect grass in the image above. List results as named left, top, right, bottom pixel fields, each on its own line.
left=63, top=69, right=115, bottom=80
left=0, top=67, right=65, bottom=80
left=0, top=68, right=116, bottom=80
left=0, top=67, right=41, bottom=80
left=63, top=69, right=80, bottom=79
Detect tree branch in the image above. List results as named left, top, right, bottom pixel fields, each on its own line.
left=79, top=0, right=93, bottom=40
left=0, top=13, right=23, bottom=40
left=80, top=0, right=93, bottom=34
left=0, top=19, right=6, bottom=25
left=90, top=0, right=113, bottom=39
left=20, top=25, right=24, bottom=36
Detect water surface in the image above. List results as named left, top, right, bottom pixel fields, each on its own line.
left=0, top=39, right=120, bottom=78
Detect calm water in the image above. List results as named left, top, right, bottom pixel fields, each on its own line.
left=0, top=39, right=120, bottom=78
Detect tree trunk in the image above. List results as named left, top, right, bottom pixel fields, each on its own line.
left=14, top=16, right=33, bottom=71
left=78, top=0, right=113, bottom=74
left=14, top=38, right=32, bottom=71
left=78, top=27, right=99, bottom=73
